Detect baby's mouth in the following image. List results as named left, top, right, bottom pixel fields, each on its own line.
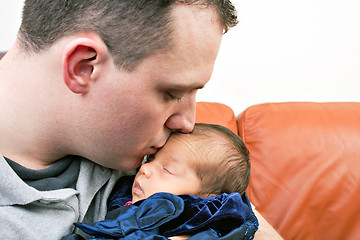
left=133, top=180, right=144, bottom=196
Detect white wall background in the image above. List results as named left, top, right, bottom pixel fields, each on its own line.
left=1, top=0, right=359, bottom=115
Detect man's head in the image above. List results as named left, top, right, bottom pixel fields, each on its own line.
left=19, top=0, right=238, bottom=70
left=2, top=1, right=237, bottom=170
left=132, top=123, right=250, bottom=203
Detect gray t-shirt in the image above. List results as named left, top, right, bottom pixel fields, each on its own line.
left=0, top=153, right=123, bottom=240
left=4, top=155, right=80, bottom=191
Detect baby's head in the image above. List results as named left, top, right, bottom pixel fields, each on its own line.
left=132, top=123, right=250, bottom=203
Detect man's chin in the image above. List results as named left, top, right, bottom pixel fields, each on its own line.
left=115, top=156, right=145, bottom=171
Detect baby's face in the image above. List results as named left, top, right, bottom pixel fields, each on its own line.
left=132, top=134, right=202, bottom=203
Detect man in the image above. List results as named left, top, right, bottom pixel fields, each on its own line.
left=0, top=0, right=236, bottom=239
left=0, top=1, right=284, bottom=239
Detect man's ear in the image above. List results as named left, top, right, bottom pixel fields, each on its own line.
left=62, top=35, right=106, bottom=94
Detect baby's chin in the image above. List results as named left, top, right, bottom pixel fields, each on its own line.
left=131, top=194, right=145, bottom=204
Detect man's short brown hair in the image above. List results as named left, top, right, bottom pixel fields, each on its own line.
left=19, top=0, right=238, bottom=70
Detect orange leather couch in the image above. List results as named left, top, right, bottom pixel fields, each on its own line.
left=196, top=101, right=360, bottom=240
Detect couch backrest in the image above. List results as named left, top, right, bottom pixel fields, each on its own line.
left=195, top=101, right=238, bottom=134
left=237, top=102, right=360, bottom=240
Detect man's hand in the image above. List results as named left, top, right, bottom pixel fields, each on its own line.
left=253, top=209, right=284, bottom=240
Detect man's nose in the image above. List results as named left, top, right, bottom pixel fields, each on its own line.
left=165, top=95, right=196, bottom=133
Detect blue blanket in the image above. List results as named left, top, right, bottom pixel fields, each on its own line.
left=68, top=176, right=258, bottom=239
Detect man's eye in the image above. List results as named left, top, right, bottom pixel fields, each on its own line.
left=166, top=92, right=182, bottom=101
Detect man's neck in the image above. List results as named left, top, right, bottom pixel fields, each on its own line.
left=0, top=44, right=69, bottom=170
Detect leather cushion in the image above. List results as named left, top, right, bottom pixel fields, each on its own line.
left=237, top=102, right=360, bottom=240
left=195, top=102, right=238, bottom=134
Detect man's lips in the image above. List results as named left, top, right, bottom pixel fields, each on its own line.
left=139, top=147, right=159, bottom=162
left=149, top=147, right=159, bottom=155
left=150, top=138, right=167, bottom=154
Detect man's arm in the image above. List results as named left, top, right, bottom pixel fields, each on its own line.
left=253, top=208, right=284, bottom=240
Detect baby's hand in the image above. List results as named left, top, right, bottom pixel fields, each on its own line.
left=169, top=235, right=191, bottom=240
